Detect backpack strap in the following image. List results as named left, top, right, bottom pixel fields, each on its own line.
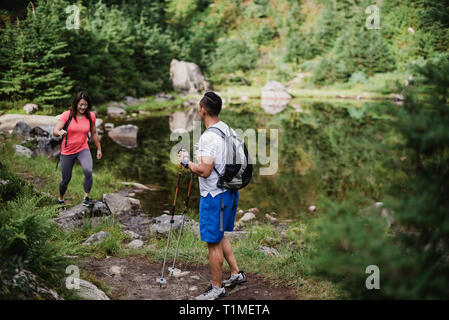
left=205, top=126, right=227, bottom=177
left=63, top=112, right=73, bottom=148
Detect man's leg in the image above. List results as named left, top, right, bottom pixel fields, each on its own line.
left=222, top=236, right=239, bottom=275
left=208, top=241, right=224, bottom=288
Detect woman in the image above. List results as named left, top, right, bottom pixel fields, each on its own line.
left=53, top=91, right=102, bottom=207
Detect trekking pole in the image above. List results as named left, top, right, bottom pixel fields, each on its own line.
left=168, top=171, right=193, bottom=275
left=156, top=163, right=183, bottom=288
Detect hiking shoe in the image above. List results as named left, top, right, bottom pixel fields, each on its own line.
left=222, top=271, right=247, bottom=288
left=195, top=285, right=226, bottom=300
left=82, top=197, right=94, bottom=208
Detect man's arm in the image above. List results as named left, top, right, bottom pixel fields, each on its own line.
left=187, top=156, right=214, bottom=178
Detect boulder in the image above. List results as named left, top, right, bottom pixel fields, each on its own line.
left=12, top=121, right=31, bottom=140
left=109, top=266, right=121, bottom=276
left=170, top=59, right=210, bottom=93
left=104, top=123, right=114, bottom=131
left=102, top=193, right=140, bottom=216
left=23, top=103, right=39, bottom=114
left=239, top=212, right=256, bottom=223
left=107, top=124, right=138, bottom=149
left=124, top=96, right=139, bottom=106
left=55, top=201, right=111, bottom=231
left=14, top=144, right=32, bottom=158
left=124, top=230, right=140, bottom=239
left=107, top=105, right=126, bottom=119
left=76, top=279, right=110, bottom=300
left=261, top=81, right=291, bottom=114
left=0, top=114, right=59, bottom=134
left=155, top=93, right=175, bottom=102
left=150, top=214, right=191, bottom=235
left=265, top=213, right=278, bottom=223
left=127, top=239, right=144, bottom=249
left=9, top=269, right=63, bottom=300
left=83, top=231, right=109, bottom=245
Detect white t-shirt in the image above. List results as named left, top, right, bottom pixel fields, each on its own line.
left=197, top=121, right=235, bottom=197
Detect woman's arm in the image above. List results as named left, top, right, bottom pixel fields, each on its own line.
left=90, top=123, right=102, bottom=159
left=53, top=120, right=67, bottom=137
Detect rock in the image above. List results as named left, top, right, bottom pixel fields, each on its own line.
left=237, top=209, right=244, bottom=216
left=262, top=237, right=280, bottom=247
left=190, top=275, right=200, bottom=280
left=265, top=213, right=278, bottom=223
left=261, top=81, right=291, bottom=114
left=393, top=94, right=404, bottom=101
left=109, top=266, right=121, bottom=276
left=169, top=107, right=201, bottom=133
left=0, top=114, right=59, bottom=134
left=12, top=121, right=31, bottom=140
left=102, top=193, right=140, bottom=216
left=104, top=123, right=114, bottom=131
left=224, top=231, right=249, bottom=241
left=0, top=179, right=10, bottom=186
left=155, top=93, right=175, bottom=102
left=95, top=118, right=103, bottom=127
left=308, top=205, right=316, bottom=213
left=23, top=103, right=39, bottom=114
left=55, top=201, right=111, bottom=231
left=76, top=279, right=110, bottom=300
left=8, top=269, right=63, bottom=300
left=124, top=96, right=140, bottom=106
left=239, top=212, right=256, bottom=223
left=107, top=124, right=138, bottom=148
left=83, top=231, right=109, bottom=245
left=127, top=239, right=144, bottom=249
left=121, top=182, right=152, bottom=191
left=408, top=27, right=415, bottom=34
left=150, top=214, right=191, bottom=234
left=124, top=230, right=140, bottom=239
left=14, top=144, right=32, bottom=158
left=189, top=286, right=198, bottom=291
left=170, top=269, right=190, bottom=277
left=107, top=105, right=126, bottom=119
left=170, top=59, right=210, bottom=93
left=259, top=245, right=279, bottom=256
left=247, top=208, right=260, bottom=215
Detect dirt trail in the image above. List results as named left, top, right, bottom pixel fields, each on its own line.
left=80, top=256, right=298, bottom=300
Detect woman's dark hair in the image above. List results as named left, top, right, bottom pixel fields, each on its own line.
left=70, top=90, right=92, bottom=123
left=200, top=91, right=222, bottom=116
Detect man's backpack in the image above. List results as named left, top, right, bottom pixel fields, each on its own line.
left=55, top=111, right=92, bottom=170
left=206, top=125, right=253, bottom=190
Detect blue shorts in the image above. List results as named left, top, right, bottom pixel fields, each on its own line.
left=199, top=190, right=239, bottom=243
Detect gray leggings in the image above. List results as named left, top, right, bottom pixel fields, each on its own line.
left=59, top=148, right=93, bottom=196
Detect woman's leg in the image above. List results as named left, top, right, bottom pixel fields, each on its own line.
left=77, top=148, right=93, bottom=196
left=59, top=153, right=76, bottom=199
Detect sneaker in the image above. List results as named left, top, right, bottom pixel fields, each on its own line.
left=222, top=271, right=247, bottom=288
left=82, top=197, right=94, bottom=208
left=195, top=285, right=226, bottom=300
left=57, top=199, right=66, bottom=210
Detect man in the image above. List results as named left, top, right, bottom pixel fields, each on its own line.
left=181, top=91, right=247, bottom=300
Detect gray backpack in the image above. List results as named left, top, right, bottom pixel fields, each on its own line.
left=206, top=126, right=253, bottom=190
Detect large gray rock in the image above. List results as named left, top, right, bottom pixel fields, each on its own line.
left=12, top=121, right=31, bottom=140
left=23, top=103, right=39, bottom=114
left=150, top=214, right=191, bottom=235
left=169, top=107, right=201, bottom=133
left=170, top=59, right=210, bottom=93
left=127, top=239, right=144, bottom=249
left=9, top=269, right=63, bottom=300
left=107, top=105, right=126, bottom=119
left=55, top=201, right=111, bottom=231
left=76, top=279, right=110, bottom=300
left=107, top=124, right=138, bottom=149
left=0, top=114, right=59, bottom=134
left=102, top=193, right=140, bottom=216
left=14, top=144, right=32, bottom=158
left=261, top=81, right=291, bottom=114
left=225, top=231, right=249, bottom=241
